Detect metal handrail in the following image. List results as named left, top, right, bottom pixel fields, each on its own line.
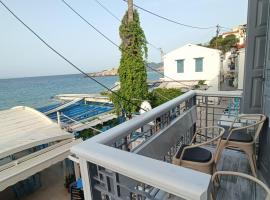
left=87, top=90, right=196, bottom=145
left=195, top=90, right=242, bottom=98
left=72, top=142, right=211, bottom=200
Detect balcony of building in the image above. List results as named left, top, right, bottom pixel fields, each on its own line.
left=71, top=90, right=269, bottom=200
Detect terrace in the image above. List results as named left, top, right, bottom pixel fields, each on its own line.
left=71, top=90, right=269, bottom=200
left=38, top=100, right=115, bottom=132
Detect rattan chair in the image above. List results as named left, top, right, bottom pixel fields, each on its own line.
left=172, top=126, right=225, bottom=175
left=211, top=171, right=270, bottom=200
left=216, top=114, right=266, bottom=177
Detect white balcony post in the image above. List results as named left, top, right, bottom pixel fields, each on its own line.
left=79, top=158, right=92, bottom=200
left=57, top=111, right=61, bottom=126
left=74, top=163, right=80, bottom=180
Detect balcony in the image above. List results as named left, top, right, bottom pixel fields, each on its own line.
left=71, top=90, right=267, bottom=200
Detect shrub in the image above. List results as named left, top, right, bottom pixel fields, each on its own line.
left=149, top=88, right=182, bottom=108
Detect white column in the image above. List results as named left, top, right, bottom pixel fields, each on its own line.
left=57, top=111, right=61, bottom=126
left=74, top=162, right=80, bottom=180
left=79, top=158, right=92, bottom=200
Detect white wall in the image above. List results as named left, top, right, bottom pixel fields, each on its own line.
left=163, top=44, right=221, bottom=91
left=238, top=49, right=245, bottom=90
left=223, top=52, right=232, bottom=73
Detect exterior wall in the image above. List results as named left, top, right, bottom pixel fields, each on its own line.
left=237, top=49, right=245, bottom=90
left=222, top=52, right=232, bottom=73
left=163, top=44, right=221, bottom=91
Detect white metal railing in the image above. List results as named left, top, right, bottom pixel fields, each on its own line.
left=71, top=90, right=243, bottom=200
left=89, top=91, right=197, bottom=146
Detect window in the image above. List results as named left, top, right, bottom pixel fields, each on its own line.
left=176, top=59, right=184, bottom=73
left=195, top=57, right=203, bottom=72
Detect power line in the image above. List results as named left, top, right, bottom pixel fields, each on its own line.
left=93, top=0, right=121, bottom=21
left=122, top=0, right=216, bottom=30
left=0, top=0, right=147, bottom=112
left=220, top=26, right=233, bottom=31
left=61, top=0, right=190, bottom=88
left=92, top=0, right=161, bottom=52
left=64, top=0, right=120, bottom=48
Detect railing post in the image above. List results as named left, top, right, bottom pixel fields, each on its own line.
left=79, top=158, right=92, bottom=200
left=57, top=111, right=61, bottom=126
left=79, top=158, right=102, bottom=200
left=205, top=96, right=208, bottom=128
left=205, top=96, right=209, bottom=138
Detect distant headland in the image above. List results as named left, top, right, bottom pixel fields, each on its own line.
left=87, top=68, right=118, bottom=77
left=87, top=62, right=163, bottom=77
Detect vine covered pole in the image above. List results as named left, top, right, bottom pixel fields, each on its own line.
left=112, top=6, right=148, bottom=117
left=128, top=0, right=133, bottom=22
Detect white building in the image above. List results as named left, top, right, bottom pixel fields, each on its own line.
left=163, top=44, right=222, bottom=91
left=222, top=48, right=246, bottom=90
left=237, top=48, right=245, bottom=89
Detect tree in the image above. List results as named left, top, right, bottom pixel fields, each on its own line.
left=222, top=34, right=239, bottom=52
left=208, top=36, right=223, bottom=50
left=208, top=34, right=239, bottom=53
left=111, top=6, right=148, bottom=118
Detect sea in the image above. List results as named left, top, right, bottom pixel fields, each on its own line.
left=0, top=72, right=162, bottom=111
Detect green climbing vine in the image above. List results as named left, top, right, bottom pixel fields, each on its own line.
left=111, top=9, right=148, bottom=117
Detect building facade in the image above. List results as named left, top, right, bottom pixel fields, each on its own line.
left=163, top=44, right=222, bottom=91
left=222, top=48, right=246, bottom=90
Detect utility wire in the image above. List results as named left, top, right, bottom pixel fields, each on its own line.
left=61, top=0, right=190, bottom=88
left=220, top=26, right=233, bottom=31
left=93, top=0, right=121, bottom=21
left=122, top=0, right=216, bottom=30
left=92, top=0, right=161, bottom=52
left=0, top=0, right=147, bottom=112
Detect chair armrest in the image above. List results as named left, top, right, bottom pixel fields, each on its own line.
left=228, top=114, right=266, bottom=131
left=190, top=126, right=225, bottom=144
left=237, top=114, right=266, bottom=120
left=226, top=116, right=266, bottom=142
left=212, top=171, right=270, bottom=198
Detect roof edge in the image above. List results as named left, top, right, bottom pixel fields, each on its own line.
left=12, top=106, right=54, bottom=124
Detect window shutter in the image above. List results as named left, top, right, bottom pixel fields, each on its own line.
left=243, top=0, right=268, bottom=114
left=195, top=58, right=203, bottom=72
left=177, top=60, right=184, bottom=73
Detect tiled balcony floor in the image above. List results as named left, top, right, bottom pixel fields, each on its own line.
left=215, top=148, right=266, bottom=200
left=164, top=147, right=266, bottom=200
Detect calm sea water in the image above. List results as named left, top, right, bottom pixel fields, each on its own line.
left=0, top=72, right=162, bottom=110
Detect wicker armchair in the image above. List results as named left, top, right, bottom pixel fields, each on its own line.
left=216, top=114, right=266, bottom=177
left=211, top=171, right=270, bottom=200
left=173, top=126, right=225, bottom=175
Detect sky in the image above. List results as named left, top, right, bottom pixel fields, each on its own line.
left=0, top=0, right=248, bottom=79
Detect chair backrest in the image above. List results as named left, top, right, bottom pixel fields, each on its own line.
left=189, top=126, right=225, bottom=163
left=238, top=114, right=266, bottom=141
left=212, top=171, right=270, bottom=200
left=253, top=114, right=267, bottom=141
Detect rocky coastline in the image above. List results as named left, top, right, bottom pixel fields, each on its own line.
left=88, top=68, right=118, bottom=77
left=88, top=63, right=163, bottom=77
